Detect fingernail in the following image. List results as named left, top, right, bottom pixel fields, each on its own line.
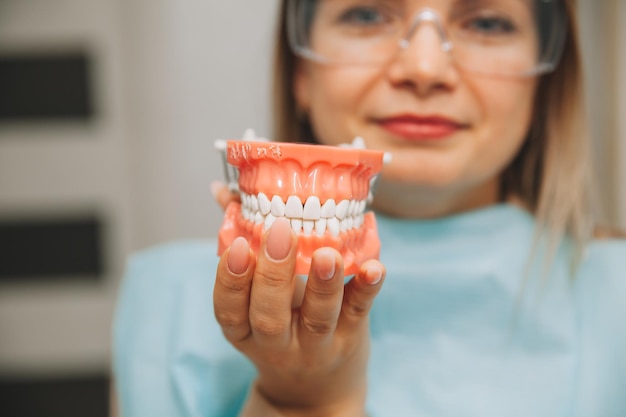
left=265, top=217, right=292, bottom=261
left=228, top=237, right=250, bottom=274
left=314, top=248, right=336, bottom=280
left=210, top=180, right=224, bottom=199
left=368, top=266, right=383, bottom=285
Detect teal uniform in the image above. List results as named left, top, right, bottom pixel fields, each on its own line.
left=114, top=205, right=626, bottom=416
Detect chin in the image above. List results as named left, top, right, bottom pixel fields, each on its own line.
left=382, top=159, right=469, bottom=189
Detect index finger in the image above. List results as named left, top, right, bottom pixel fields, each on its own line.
left=214, top=237, right=256, bottom=345
left=248, top=218, right=298, bottom=349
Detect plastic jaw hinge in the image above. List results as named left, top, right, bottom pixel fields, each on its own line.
left=214, top=139, right=240, bottom=193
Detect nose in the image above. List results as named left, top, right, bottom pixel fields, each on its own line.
left=403, top=9, right=451, bottom=52
left=386, top=10, right=458, bottom=95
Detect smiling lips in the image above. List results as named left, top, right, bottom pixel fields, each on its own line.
left=378, top=115, right=466, bottom=140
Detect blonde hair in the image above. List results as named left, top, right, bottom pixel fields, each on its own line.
left=271, top=0, right=593, bottom=269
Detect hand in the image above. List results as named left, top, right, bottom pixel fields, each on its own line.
left=213, top=217, right=385, bottom=416
left=211, top=180, right=240, bottom=211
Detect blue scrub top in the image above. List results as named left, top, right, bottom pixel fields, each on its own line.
left=113, top=204, right=626, bottom=417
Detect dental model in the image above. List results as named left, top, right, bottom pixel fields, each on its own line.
left=216, top=130, right=385, bottom=275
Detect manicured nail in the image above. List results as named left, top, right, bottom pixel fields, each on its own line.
left=367, top=265, right=383, bottom=285
left=314, top=248, right=336, bottom=280
left=265, top=217, right=292, bottom=261
left=227, top=237, right=250, bottom=275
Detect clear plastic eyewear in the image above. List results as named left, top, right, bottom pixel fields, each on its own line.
left=287, top=0, right=567, bottom=77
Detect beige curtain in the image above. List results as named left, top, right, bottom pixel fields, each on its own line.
left=618, top=0, right=626, bottom=228
left=578, top=0, right=624, bottom=228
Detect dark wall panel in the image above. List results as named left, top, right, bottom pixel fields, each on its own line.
left=0, top=374, right=109, bottom=417
left=0, top=52, right=93, bottom=122
left=0, top=216, right=104, bottom=281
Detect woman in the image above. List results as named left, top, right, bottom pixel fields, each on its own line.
left=113, top=1, right=626, bottom=416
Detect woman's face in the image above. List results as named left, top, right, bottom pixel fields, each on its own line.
left=293, top=2, right=538, bottom=217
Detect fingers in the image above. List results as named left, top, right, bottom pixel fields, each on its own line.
left=214, top=236, right=256, bottom=344
left=211, top=180, right=240, bottom=211
left=298, top=248, right=344, bottom=351
left=215, top=214, right=385, bottom=359
left=338, top=259, right=385, bottom=331
left=249, top=218, right=298, bottom=348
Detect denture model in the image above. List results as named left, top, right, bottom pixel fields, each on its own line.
left=216, top=131, right=385, bottom=275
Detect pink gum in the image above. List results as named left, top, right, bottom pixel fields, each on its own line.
left=218, top=202, right=381, bottom=276
left=227, top=141, right=383, bottom=202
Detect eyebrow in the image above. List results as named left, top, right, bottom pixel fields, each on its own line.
left=450, top=0, right=533, bottom=13
left=451, top=0, right=532, bottom=7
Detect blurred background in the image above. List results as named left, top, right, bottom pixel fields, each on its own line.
left=0, top=1, right=623, bottom=416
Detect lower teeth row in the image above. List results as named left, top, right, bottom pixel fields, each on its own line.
left=241, top=209, right=364, bottom=237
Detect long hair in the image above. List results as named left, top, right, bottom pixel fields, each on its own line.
left=272, top=0, right=314, bottom=144
left=271, top=0, right=593, bottom=268
left=499, top=0, right=593, bottom=269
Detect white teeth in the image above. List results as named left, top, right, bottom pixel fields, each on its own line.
left=291, top=218, right=302, bottom=232
left=240, top=192, right=367, bottom=236
left=335, top=200, right=349, bottom=220
left=321, top=199, right=336, bottom=218
left=327, top=218, right=340, bottom=236
left=303, top=220, right=314, bottom=236
left=303, top=196, right=321, bottom=220
left=348, top=200, right=357, bottom=217
left=271, top=195, right=285, bottom=217
left=285, top=196, right=303, bottom=218
left=264, top=213, right=276, bottom=230
left=355, top=214, right=363, bottom=228
left=250, top=194, right=259, bottom=212
left=258, top=192, right=271, bottom=215
left=315, top=218, right=327, bottom=236
left=241, top=207, right=249, bottom=221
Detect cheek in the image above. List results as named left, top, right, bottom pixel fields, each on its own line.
left=481, top=80, right=535, bottom=143
left=472, top=80, right=536, bottom=171
left=306, top=68, right=377, bottom=146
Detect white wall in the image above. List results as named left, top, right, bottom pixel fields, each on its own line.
left=0, top=0, right=281, bottom=376
left=124, top=0, right=279, bottom=250
left=0, top=0, right=133, bottom=375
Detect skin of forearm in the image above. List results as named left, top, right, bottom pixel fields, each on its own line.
left=239, top=381, right=368, bottom=417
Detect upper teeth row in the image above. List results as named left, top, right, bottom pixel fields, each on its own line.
left=240, top=192, right=367, bottom=236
